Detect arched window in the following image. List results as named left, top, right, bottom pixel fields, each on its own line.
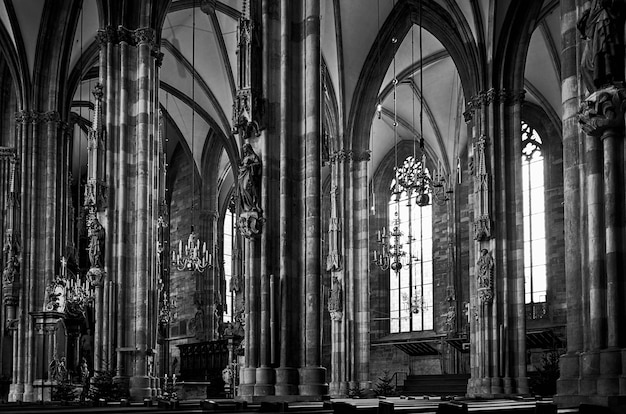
left=389, top=156, right=434, bottom=333
left=521, top=121, right=547, bottom=307
left=223, top=209, right=234, bottom=323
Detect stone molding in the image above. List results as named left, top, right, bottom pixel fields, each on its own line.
left=96, top=26, right=163, bottom=65
left=326, top=148, right=372, bottom=163
left=464, top=88, right=526, bottom=122
left=14, top=110, right=62, bottom=125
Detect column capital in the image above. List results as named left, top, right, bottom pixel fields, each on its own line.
left=578, top=85, right=626, bottom=138
left=351, top=150, right=371, bottom=163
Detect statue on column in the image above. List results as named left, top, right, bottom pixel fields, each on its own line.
left=87, top=211, right=105, bottom=269
left=327, top=274, right=343, bottom=321
left=578, top=0, right=626, bottom=92
left=477, top=248, right=494, bottom=305
left=237, top=143, right=263, bottom=238
left=237, top=143, right=261, bottom=213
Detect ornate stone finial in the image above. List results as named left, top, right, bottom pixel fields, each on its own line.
left=476, top=248, right=494, bottom=305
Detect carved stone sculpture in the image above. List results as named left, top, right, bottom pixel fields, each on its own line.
left=578, top=0, right=626, bottom=92
left=477, top=248, right=494, bottom=305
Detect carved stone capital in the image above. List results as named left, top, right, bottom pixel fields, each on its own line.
left=40, top=111, right=60, bottom=124
left=351, top=150, right=371, bottom=162
left=87, top=267, right=106, bottom=288
left=118, top=26, right=135, bottom=45
left=134, top=27, right=156, bottom=47
left=14, top=110, right=32, bottom=124
left=237, top=210, right=264, bottom=239
left=578, top=86, right=626, bottom=137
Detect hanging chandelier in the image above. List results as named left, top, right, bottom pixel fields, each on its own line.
left=373, top=209, right=411, bottom=272
left=170, top=0, right=212, bottom=273
left=171, top=226, right=212, bottom=271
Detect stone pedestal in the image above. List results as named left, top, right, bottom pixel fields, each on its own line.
left=275, top=367, right=299, bottom=396
left=129, top=375, right=154, bottom=402
left=298, top=366, right=328, bottom=396
left=329, top=380, right=348, bottom=397
left=238, top=367, right=257, bottom=397
left=254, top=366, right=275, bottom=396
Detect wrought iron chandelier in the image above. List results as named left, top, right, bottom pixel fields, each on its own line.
left=170, top=1, right=211, bottom=273
left=373, top=209, right=410, bottom=272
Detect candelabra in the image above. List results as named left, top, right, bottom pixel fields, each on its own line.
left=60, top=257, right=95, bottom=318
left=372, top=210, right=411, bottom=273
left=396, top=154, right=452, bottom=208
left=171, top=226, right=212, bottom=272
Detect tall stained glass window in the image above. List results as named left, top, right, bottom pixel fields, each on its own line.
left=521, top=121, right=547, bottom=305
left=389, top=156, right=434, bottom=333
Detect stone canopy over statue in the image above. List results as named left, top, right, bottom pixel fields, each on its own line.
left=578, top=0, right=626, bottom=92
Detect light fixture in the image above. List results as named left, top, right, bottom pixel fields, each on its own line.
left=373, top=209, right=412, bottom=272
left=410, top=3, right=452, bottom=207
left=170, top=0, right=211, bottom=273
left=61, top=256, right=95, bottom=318
left=372, top=29, right=414, bottom=275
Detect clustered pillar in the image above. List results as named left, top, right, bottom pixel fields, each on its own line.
left=235, top=0, right=328, bottom=401
left=556, top=0, right=626, bottom=409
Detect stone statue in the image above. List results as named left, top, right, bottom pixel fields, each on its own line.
left=237, top=143, right=261, bottom=213
left=2, top=253, right=18, bottom=284
left=477, top=248, right=494, bottom=304
left=578, top=0, right=626, bottom=92
left=328, top=275, right=343, bottom=321
left=87, top=212, right=105, bottom=269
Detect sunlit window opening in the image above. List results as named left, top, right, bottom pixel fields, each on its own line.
left=389, top=156, right=434, bottom=333
left=521, top=122, right=547, bottom=304
left=223, top=209, right=234, bottom=322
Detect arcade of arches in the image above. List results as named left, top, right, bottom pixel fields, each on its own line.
left=0, top=0, right=625, bottom=412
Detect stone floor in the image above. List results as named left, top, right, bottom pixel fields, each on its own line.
left=0, top=397, right=586, bottom=414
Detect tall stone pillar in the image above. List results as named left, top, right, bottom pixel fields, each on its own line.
left=275, top=0, right=299, bottom=398
left=94, top=23, right=163, bottom=401
left=464, top=89, right=528, bottom=397
left=556, top=2, right=626, bottom=410
left=327, top=150, right=348, bottom=397
left=556, top=86, right=626, bottom=410
left=555, top=0, right=585, bottom=403
left=352, top=152, right=370, bottom=391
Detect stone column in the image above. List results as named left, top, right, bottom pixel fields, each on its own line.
left=94, top=24, right=162, bottom=401
left=555, top=0, right=584, bottom=402
left=299, top=0, right=327, bottom=398
left=352, top=152, right=370, bottom=390
left=275, top=0, right=299, bottom=397
left=465, top=89, right=528, bottom=397
left=328, top=151, right=348, bottom=397
left=575, top=86, right=626, bottom=402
